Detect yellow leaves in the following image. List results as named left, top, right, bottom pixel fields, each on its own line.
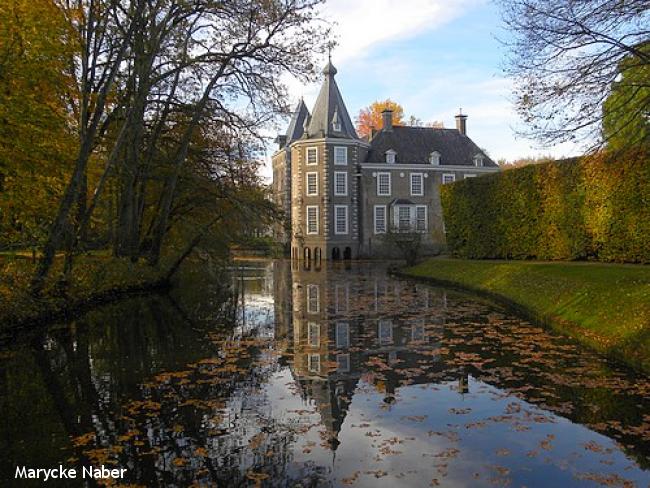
left=194, top=447, right=208, bottom=457
left=172, top=457, right=187, bottom=467
left=71, top=432, right=96, bottom=447
left=248, top=432, right=266, bottom=450
left=245, top=471, right=270, bottom=485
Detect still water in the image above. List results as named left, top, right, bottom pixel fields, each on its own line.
left=1, top=260, right=649, bottom=487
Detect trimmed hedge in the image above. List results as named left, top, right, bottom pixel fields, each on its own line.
left=441, top=149, right=650, bottom=262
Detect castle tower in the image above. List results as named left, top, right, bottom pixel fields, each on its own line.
left=271, top=99, right=310, bottom=247
left=289, top=61, right=369, bottom=261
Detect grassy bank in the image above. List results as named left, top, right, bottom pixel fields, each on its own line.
left=401, top=258, right=650, bottom=374
left=0, top=253, right=169, bottom=330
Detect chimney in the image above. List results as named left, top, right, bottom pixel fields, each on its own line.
left=369, top=126, right=377, bottom=140
left=276, top=135, right=287, bottom=149
left=455, top=109, right=468, bottom=135
left=381, top=109, right=393, bottom=132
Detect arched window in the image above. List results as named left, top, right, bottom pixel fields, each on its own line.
left=430, top=151, right=441, bottom=165
left=385, top=149, right=396, bottom=164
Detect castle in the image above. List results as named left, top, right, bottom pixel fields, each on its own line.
left=272, top=61, right=499, bottom=260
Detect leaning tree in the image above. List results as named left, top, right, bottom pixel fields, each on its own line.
left=497, top=0, right=650, bottom=149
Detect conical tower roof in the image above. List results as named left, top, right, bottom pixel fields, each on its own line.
left=285, top=99, right=310, bottom=143
left=306, top=61, right=358, bottom=139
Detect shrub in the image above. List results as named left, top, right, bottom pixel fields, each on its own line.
left=441, top=148, right=650, bottom=263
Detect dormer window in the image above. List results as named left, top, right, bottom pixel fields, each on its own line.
left=430, top=151, right=441, bottom=165
left=473, top=154, right=484, bottom=167
left=332, top=108, right=341, bottom=132
left=385, top=149, right=396, bottom=164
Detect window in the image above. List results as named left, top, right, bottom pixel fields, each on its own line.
left=430, top=151, right=440, bottom=165
left=442, top=173, right=455, bottom=184
left=378, top=319, right=393, bottom=344
left=333, top=121, right=341, bottom=132
left=416, top=205, right=427, bottom=231
left=394, top=205, right=427, bottom=232
left=334, top=205, right=348, bottom=235
left=465, top=174, right=477, bottom=179
left=335, top=286, right=349, bottom=313
left=377, top=172, right=391, bottom=196
left=308, top=322, right=320, bottom=347
left=306, top=206, right=319, bottom=234
left=374, top=205, right=386, bottom=234
left=336, top=322, right=349, bottom=348
left=398, top=206, right=411, bottom=230
left=337, top=354, right=350, bottom=372
left=385, top=150, right=396, bottom=164
left=412, top=321, right=425, bottom=342
left=307, top=284, right=319, bottom=313
left=306, top=172, right=318, bottom=196
left=306, top=147, right=318, bottom=165
left=308, top=353, right=320, bottom=373
left=334, top=171, right=347, bottom=196
left=334, top=146, right=347, bottom=165
left=473, top=154, right=484, bottom=167
left=410, top=173, right=423, bottom=196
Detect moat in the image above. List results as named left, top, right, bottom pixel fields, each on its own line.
left=1, top=260, right=649, bottom=487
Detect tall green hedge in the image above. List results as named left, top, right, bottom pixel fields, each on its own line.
left=441, top=149, right=650, bottom=263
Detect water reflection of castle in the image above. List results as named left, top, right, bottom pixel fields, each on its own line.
left=273, top=260, right=469, bottom=449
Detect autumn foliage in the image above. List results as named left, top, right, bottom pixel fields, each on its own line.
left=355, top=99, right=404, bottom=138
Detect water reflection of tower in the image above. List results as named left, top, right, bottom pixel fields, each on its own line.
left=286, top=262, right=452, bottom=450
left=273, top=260, right=293, bottom=354
left=289, top=263, right=360, bottom=450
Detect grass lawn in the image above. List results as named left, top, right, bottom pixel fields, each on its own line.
left=402, top=258, right=650, bottom=374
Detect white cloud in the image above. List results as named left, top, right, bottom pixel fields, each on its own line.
left=320, top=0, right=482, bottom=63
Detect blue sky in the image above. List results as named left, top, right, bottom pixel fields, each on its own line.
left=264, top=0, right=581, bottom=178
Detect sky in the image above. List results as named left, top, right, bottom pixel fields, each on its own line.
left=262, top=0, right=581, bottom=179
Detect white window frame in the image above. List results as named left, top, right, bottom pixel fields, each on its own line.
left=306, top=172, right=318, bottom=196
left=337, top=353, right=350, bottom=372
left=334, top=205, right=349, bottom=235
left=473, top=154, right=484, bottom=167
left=308, top=353, right=320, bottom=373
left=378, top=319, right=393, bottom=345
left=334, top=171, right=348, bottom=196
left=442, top=173, right=456, bottom=184
left=332, top=121, right=341, bottom=132
left=385, top=150, right=396, bottom=164
left=393, top=205, right=427, bottom=232
left=336, top=322, right=350, bottom=348
left=377, top=172, right=391, bottom=196
left=410, top=173, right=424, bottom=196
left=306, top=205, right=319, bottom=235
left=307, top=284, right=320, bottom=314
left=306, top=147, right=318, bottom=165
left=374, top=205, right=387, bottom=234
left=334, top=146, right=348, bottom=165
left=416, top=205, right=427, bottom=232
left=430, top=151, right=441, bottom=165
left=308, top=322, right=320, bottom=347
left=397, top=205, right=411, bottom=230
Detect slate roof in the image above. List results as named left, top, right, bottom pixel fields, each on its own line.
left=285, top=99, right=310, bottom=144
left=305, top=61, right=359, bottom=140
left=364, top=126, right=498, bottom=167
